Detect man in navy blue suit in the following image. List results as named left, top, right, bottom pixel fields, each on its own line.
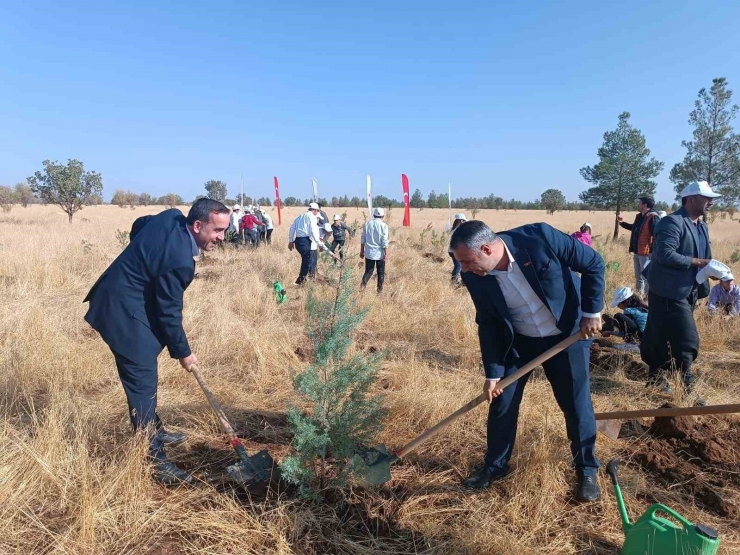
left=84, top=198, right=230, bottom=485
left=451, top=220, right=605, bottom=501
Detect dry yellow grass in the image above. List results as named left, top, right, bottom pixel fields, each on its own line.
left=1, top=204, right=739, bottom=554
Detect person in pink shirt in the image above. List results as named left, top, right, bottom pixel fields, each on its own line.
left=571, top=223, right=592, bottom=247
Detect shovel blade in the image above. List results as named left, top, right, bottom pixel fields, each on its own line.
left=226, top=450, right=275, bottom=484
left=596, top=419, right=622, bottom=441
left=352, top=444, right=394, bottom=486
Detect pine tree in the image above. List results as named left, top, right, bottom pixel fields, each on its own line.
left=280, top=265, right=386, bottom=496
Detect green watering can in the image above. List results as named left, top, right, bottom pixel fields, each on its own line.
left=608, top=459, right=720, bottom=554
left=273, top=281, right=287, bottom=303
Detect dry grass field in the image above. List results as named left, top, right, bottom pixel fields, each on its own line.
left=1, top=204, right=739, bottom=554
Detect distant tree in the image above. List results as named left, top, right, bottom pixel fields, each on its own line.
left=427, top=190, right=438, bottom=208
left=670, top=77, right=740, bottom=206
left=256, top=196, right=272, bottom=206
left=204, top=179, right=228, bottom=202
left=0, top=185, right=16, bottom=212
left=283, top=196, right=299, bottom=207
left=350, top=196, right=361, bottom=209
left=159, top=193, right=184, bottom=208
left=579, top=112, right=664, bottom=239
left=541, top=188, right=566, bottom=215
left=112, top=189, right=138, bottom=209
left=85, top=192, right=103, bottom=205
left=28, top=159, right=103, bottom=223
left=410, top=188, right=425, bottom=208
left=14, top=182, right=34, bottom=207
left=138, top=192, right=153, bottom=206
left=654, top=200, right=671, bottom=212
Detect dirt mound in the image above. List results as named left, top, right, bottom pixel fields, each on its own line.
left=624, top=405, right=740, bottom=519
left=590, top=342, right=648, bottom=381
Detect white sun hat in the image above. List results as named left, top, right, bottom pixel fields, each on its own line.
left=323, top=223, right=332, bottom=232
left=697, top=260, right=732, bottom=283
left=610, top=286, right=633, bottom=308
left=333, top=215, right=341, bottom=221
left=309, top=202, right=320, bottom=210
left=454, top=213, right=468, bottom=221
left=373, top=207, right=385, bottom=217
left=680, top=181, right=722, bottom=198
left=721, top=273, right=735, bottom=282
left=232, top=204, right=241, bottom=210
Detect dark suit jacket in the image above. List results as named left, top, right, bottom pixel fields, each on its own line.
left=461, top=223, right=605, bottom=380
left=647, top=207, right=712, bottom=301
left=84, top=209, right=196, bottom=365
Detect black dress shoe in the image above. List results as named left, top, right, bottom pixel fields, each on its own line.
left=463, top=468, right=509, bottom=490
left=157, top=431, right=188, bottom=447
left=153, top=461, right=194, bottom=486
left=576, top=475, right=601, bottom=502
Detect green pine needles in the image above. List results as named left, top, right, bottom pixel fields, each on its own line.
left=280, top=265, right=386, bottom=496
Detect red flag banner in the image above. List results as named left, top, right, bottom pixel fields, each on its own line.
left=274, top=176, right=282, bottom=226
left=402, top=174, right=411, bottom=227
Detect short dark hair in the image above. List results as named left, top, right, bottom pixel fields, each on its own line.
left=449, top=220, right=498, bottom=251
left=186, top=198, right=229, bottom=225
left=638, top=196, right=655, bottom=209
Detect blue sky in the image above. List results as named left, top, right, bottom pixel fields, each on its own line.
left=1, top=1, right=739, bottom=203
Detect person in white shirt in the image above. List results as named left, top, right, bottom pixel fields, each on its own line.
left=262, top=211, right=274, bottom=244
left=450, top=220, right=605, bottom=502
left=360, top=207, right=390, bottom=292
left=229, top=204, right=242, bottom=243
left=288, top=202, right=328, bottom=284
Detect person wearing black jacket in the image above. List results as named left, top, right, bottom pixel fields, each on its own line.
left=84, top=199, right=230, bottom=485
left=617, top=196, right=658, bottom=297
left=329, top=215, right=354, bottom=260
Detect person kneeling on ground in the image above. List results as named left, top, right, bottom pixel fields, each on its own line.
left=571, top=223, right=593, bottom=247
left=450, top=220, right=604, bottom=502
left=601, top=287, right=648, bottom=344
left=708, top=274, right=740, bottom=317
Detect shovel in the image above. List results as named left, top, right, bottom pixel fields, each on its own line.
left=355, top=332, right=583, bottom=486
left=595, top=403, right=740, bottom=440
left=189, top=364, right=275, bottom=484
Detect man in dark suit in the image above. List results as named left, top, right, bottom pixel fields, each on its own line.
left=84, top=198, right=230, bottom=485
left=641, top=181, right=719, bottom=405
left=451, top=221, right=605, bottom=501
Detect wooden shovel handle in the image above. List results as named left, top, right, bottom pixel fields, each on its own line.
left=396, top=332, right=582, bottom=459
left=189, top=364, right=238, bottom=441
left=595, top=404, right=740, bottom=421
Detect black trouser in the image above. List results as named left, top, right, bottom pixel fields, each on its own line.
left=265, top=229, right=273, bottom=244
left=602, top=313, right=641, bottom=343
left=361, top=258, right=385, bottom=291
left=485, top=333, right=599, bottom=478
left=330, top=239, right=345, bottom=260
left=294, top=236, right=312, bottom=284
left=640, top=289, right=699, bottom=389
left=112, top=350, right=167, bottom=462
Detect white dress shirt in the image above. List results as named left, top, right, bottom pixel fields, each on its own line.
left=361, top=218, right=389, bottom=260
left=489, top=240, right=599, bottom=338
left=262, top=213, right=274, bottom=230
left=289, top=211, right=326, bottom=251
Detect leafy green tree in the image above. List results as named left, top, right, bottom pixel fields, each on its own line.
left=204, top=179, right=228, bottom=202
left=410, top=188, right=425, bottom=208
left=28, top=159, right=103, bottom=223
left=280, top=266, right=386, bottom=496
left=14, top=182, right=34, bottom=207
left=579, top=112, right=664, bottom=239
left=256, top=196, right=272, bottom=206
left=350, top=196, right=361, bottom=209
left=427, top=190, right=438, bottom=208
left=670, top=77, right=740, bottom=205
left=541, top=188, right=566, bottom=215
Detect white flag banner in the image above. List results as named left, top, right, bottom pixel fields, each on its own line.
left=366, top=174, right=373, bottom=217
left=445, top=182, right=452, bottom=231
left=312, top=177, right=318, bottom=201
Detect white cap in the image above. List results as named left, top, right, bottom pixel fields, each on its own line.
left=722, top=273, right=735, bottom=282
left=454, top=213, right=468, bottom=221
left=582, top=222, right=592, bottom=229
left=309, top=202, right=320, bottom=210
left=680, top=181, right=722, bottom=198
left=610, top=286, right=633, bottom=308
left=246, top=208, right=254, bottom=214
left=323, top=223, right=332, bottom=232
left=373, top=207, right=385, bottom=217
left=697, top=259, right=732, bottom=283
left=233, top=204, right=240, bottom=210
left=333, top=215, right=341, bottom=221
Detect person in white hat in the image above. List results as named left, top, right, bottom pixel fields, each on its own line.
left=288, top=202, right=329, bottom=284
left=601, top=286, right=649, bottom=344
left=449, top=213, right=468, bottom=283
left=330, top=214, right=354, bottom=261
left=360, top=207, right=389, bottom=292
left=229, top=204, right=242, bottom=242
left=640, top=180, right=721, bottom=405
left=571, top=223, right=593, bottom=247
left=707, top=274, right=739, bottom=317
